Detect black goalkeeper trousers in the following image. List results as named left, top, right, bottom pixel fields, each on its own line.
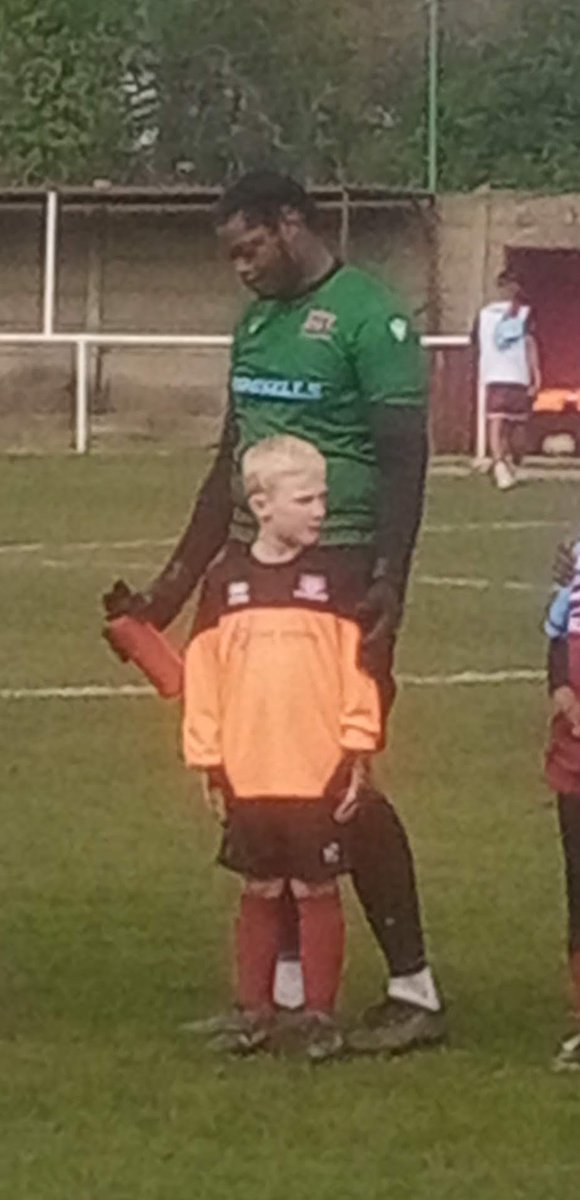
left=336, top=550, right=426, bottom=977
left=276, top=543, right=427, bottom=978
left=346, top=789, right=426, bottom=976
left=276, top=797, right=427, bottom=978
left=350, top=636, right=427, bottom=977
left=278, top=791, right=426, bottom=978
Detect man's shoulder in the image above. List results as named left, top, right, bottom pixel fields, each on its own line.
left=326, top=265, right=400, bottom=311
left=206, top=541, right=249, bottom=582
left=233, top=298, right=274, bottom=341
left=321, top=267, right=416, bottom=351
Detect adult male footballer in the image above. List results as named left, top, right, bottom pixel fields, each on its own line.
left=105, top=172, right=445, bottom=1054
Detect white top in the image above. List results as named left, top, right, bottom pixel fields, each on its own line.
left=476, top=301, right=532, bottom=387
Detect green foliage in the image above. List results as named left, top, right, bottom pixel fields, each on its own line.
left=144, top=0, right=360, bottom=183
left=0, top=0, right=580, bottom=189
left=0, top=0, right=148, bottom=183
left=438, top=0, right=580, bottom=190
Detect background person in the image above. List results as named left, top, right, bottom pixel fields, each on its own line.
left=473, top=269, right=541, bottom=490
left=544, top=546, right=580, bottom=1071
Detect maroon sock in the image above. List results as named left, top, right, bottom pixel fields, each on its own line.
left=278, top=887, right=301, bottom=959
left=235, top=894, right=281, bottom=1013
left=298, top=892, right=345, bottom=1014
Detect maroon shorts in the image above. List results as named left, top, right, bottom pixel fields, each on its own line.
left=486, top=383, right=531, bottom=422
left=218, top=797, right=348, bottom=883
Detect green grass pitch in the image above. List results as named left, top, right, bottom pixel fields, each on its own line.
left=1, top=453, right=579, bottom=1199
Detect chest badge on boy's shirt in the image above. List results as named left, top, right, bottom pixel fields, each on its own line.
left=301, top=309, right=337, bottom=339
left=293, top=574, right=329, bottom=603
left=227, top=581, right=250, bottom=607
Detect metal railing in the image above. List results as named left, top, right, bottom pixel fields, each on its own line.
left=0, top=190, right=472, bottom=454
left=0, top=328, right=473, bottom=453
left=0, top=331, right=470, bottom=454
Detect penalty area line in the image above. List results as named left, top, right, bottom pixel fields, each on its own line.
left=0, top=669, right=544, bottom=702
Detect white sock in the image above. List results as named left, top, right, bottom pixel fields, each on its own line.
left=388, top=966, right=441, bottom=1012
left=273, top=956, right=305, bottom=1010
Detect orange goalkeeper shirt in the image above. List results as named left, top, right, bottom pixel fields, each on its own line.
left=182, top=544, right=381, bottom=801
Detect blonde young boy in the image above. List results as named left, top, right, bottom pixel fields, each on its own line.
left=182, top=436, right=381, bottom=1059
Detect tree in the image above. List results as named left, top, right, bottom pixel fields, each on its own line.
left=0, top=0, right=150, bottom=183
left=1, top=0, right=579, bottom=190
left=437, top=0, right=580, bottom=190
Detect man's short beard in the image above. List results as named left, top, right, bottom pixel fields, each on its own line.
left=262, top=245, right=303, bottom=299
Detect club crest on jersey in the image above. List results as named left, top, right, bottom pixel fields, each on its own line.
left=301, top=309, right=337, bottom=339
left=293, top=573, right=329, bottom=603
left=321, top=841, right=341, bottom=866
left=389, top=316, right=408, bottom=343
left=227, top=581, right=250, bottom=607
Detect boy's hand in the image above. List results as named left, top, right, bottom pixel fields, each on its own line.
left=333, top=755, right=371, bottom=824
left=201, top=770, right=226, bottom=823
left=553, top=686, right=580, bottom=738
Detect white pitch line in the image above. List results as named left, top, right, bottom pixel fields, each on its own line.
left=423, top=519, right=571, bottom=534
left=417, top=574, right=488, bottom=590
left=400, top=668, right=543, bottom=686
left=0, top=557, right=547, bottom=594
left=38, top=558, right=158, bottom=571
left=0, top=684, right=154, bottom=700
left=0, top=520, right=573, bottom=559
left=0, top=670, right=544, bottom=702
left=0, top=537, right=175, bottom=556
left=415, top=574, right=543, bottom=593
left=0, top=553, right=547, bottom=593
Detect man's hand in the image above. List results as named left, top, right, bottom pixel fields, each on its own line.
left=333, top=755, right=371, bottom=825
left=552, top=542, right=575, bottom=589
left=103, top=579, right=151, bottom=622
left=201, top=769, right=227, bottom=824
left=553, top=686, right=580, bottom=738
left=356, top=577, right=401, bottom=674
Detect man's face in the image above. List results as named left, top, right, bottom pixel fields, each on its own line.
left=218, top=211, right=303, bottom=298
left=251, top=468, right=327, bottom=549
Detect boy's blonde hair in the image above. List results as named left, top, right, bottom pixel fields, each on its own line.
left=242, top=435, right=326, bottom=497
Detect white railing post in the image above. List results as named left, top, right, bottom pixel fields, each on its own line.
left=43, top=190, right=58, bottom=337
left=75, top=338, right=89, bottom=453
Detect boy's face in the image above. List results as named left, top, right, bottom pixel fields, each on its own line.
left=499, top=278, right=520, bottom=304
left=250, top=467, right=327, bottom=549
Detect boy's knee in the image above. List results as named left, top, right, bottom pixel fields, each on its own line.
left=244, top=878, right=284, bottom=899
left=290, top=878, right=338, bottom=900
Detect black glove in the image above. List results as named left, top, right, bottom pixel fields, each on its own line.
left=356, top=576, right=402, bottom=676
left=552, top=541, right=575, bottom=588
left=102, top=579, right=151, bottom=622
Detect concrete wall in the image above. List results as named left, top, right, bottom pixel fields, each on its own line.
left=438, top=191, right=580, bottom=331
left=0, top=202, right=433, bottom=451
left=4, top=190, right=580, bottom=452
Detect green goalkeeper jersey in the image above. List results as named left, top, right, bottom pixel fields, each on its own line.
left=229, top=264, right=427, bottom=545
